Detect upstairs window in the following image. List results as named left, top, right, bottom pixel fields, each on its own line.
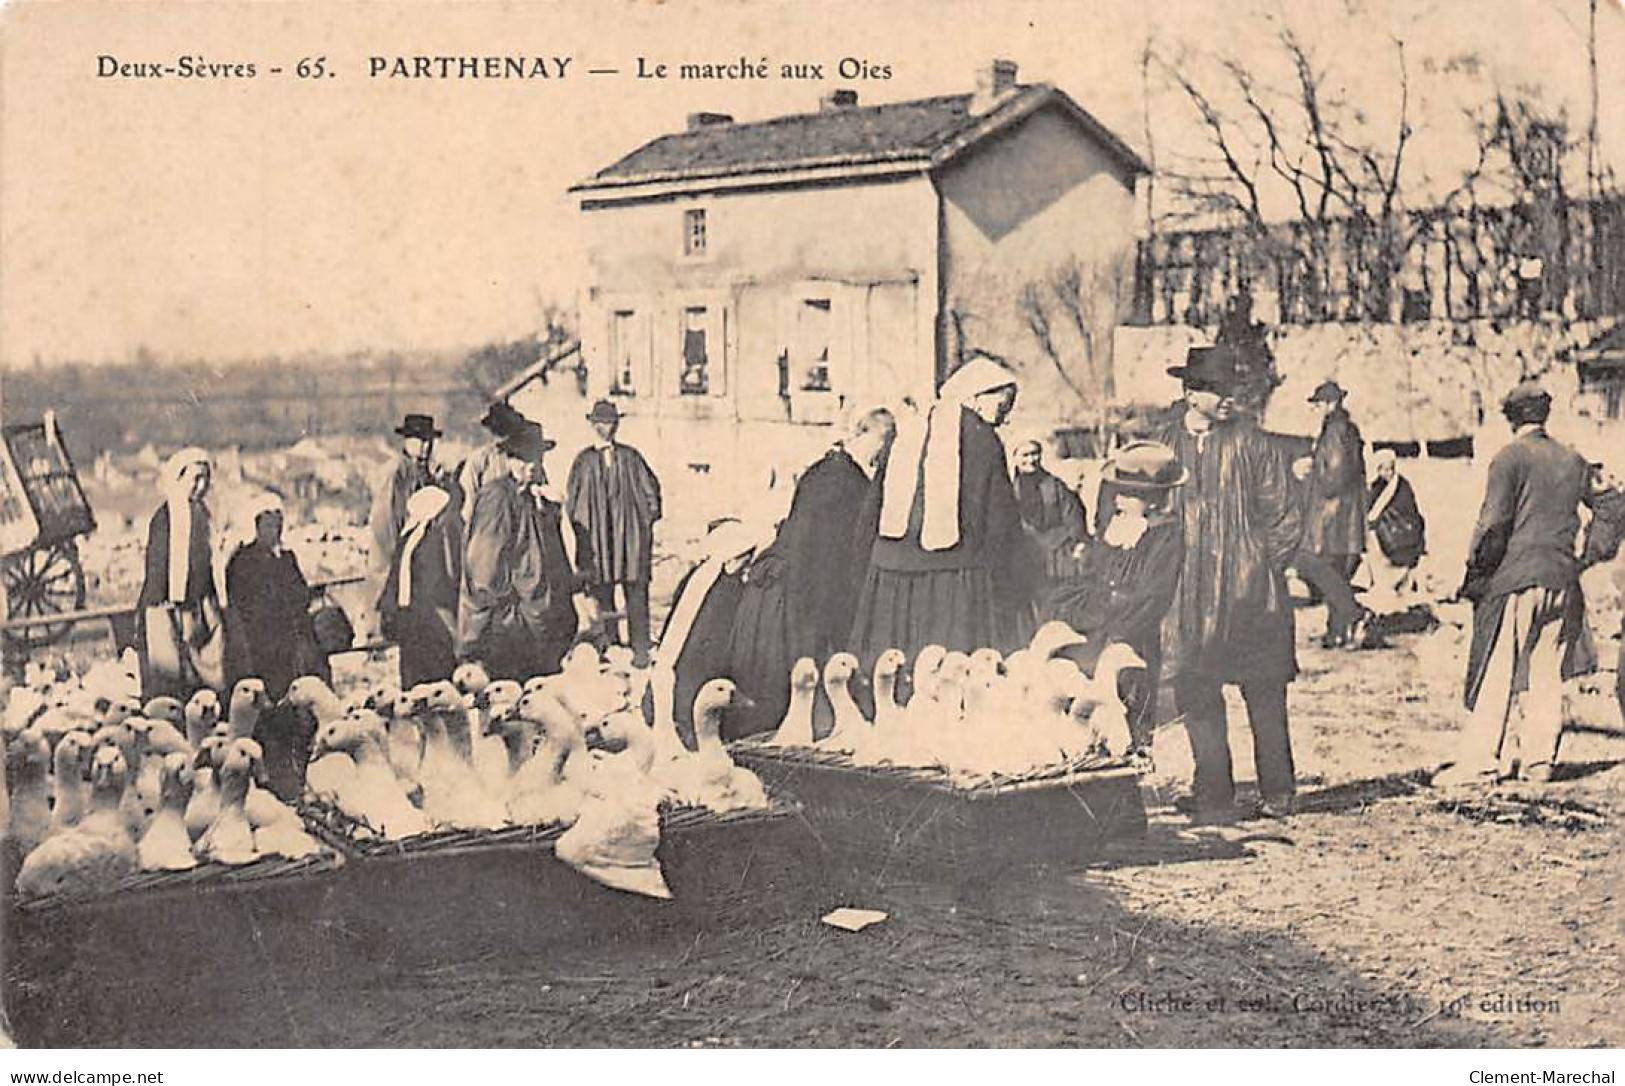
left=683, top=209, right=707, bottom=257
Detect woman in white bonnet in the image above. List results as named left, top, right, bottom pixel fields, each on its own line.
left=135, top=447, right=224, bottom=698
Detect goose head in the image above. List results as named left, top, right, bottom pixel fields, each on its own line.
left=145, top=720, right=191, bottom=760
left=228, top=678, right=271, bottom=738
left=562, top=642, right=602, bottom=679
left=911, top=645, right=949, bottom=700
left=788, top=658, right=820, bottom=699
left=194, top=733, right=228, bottom=774
left=521, top=675, right=552, bottom=696
left=118, top=715, right=155, bottom=771
left=53, top=729, right=93, bottom=783
left=143, top=696, right=185, bottom=728
left=452, top=661, right=492, bottom=700
left=1040, top=658, right=1088, bottom=715
left=214, top=740, right=257, bottom=803
left=969, top=647, right=1004, bottom=677
left=482, top=681, right=524, bottom=733
left=822, top=654, right=860, bottom=699
left=693, top=678, right=754, bottom=749
left=516, top=688, right=584, bottom=778
left=1030, top=620, right=1089, bottom=662
left=157, top=751, right=195, bottom=808
left=873, top=649, right=907, bottom=698
left=310, top=716, right=353, bottom=761
left=1091, top=642, right=1148, bottom=686
left=87, top=743, right=129, bottom=801
left=8, top=727, right=51, bottom=779
left=598, top=708, right=657, bottom=774
left=286, top=675, right=343, bottom=722
left=183, top=689, right=222, bottom=747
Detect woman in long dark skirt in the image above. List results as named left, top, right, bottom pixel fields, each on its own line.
left=378, top=485, right=462, bottom=689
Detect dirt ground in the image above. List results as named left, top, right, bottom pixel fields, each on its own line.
left=240, top=614, right=1618, bottom=1050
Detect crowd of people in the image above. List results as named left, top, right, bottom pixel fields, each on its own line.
left=128, top=340, right=1625, bottom=824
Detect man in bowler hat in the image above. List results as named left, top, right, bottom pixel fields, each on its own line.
left=566, top=399, right=662, bottom=667
left=1159, top=345, right=1304, bottom=821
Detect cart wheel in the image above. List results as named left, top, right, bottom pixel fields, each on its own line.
left=3, top=541, right=87, bottom=650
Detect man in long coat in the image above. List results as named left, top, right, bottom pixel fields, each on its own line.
left=459, top=421, right=581, bottom=682
left=1295, top=380, right=1368, bottom=645
left=1160, top=346, right=1304, bottom=821
left=370, top=413, right=459, bottom=572
left=850, top=356, right=1040, bottom=663
left=566, top=400, right=662, bottom=667
left=1436, top=381, right=1597, bottom=787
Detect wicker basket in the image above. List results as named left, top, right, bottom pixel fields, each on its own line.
left=2, top=804, right=825, bottom=1047
left=730, top=741, right=1148, bottom=880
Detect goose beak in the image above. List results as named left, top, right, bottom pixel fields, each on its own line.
left=732, top=693, right=758, bottom=713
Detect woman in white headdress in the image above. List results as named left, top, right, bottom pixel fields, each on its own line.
left=1359, top=448, right=1426, bottom=614
left=850, top=355, right=1040, bottom=662
left=135, top=448, right=224, bottom=698
left=378, top=484, right=462, bottom=688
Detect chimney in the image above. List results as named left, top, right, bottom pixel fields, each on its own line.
left=820, top=88, right=859, bottom=111
left=686, top=111, right=735, bottom=131
left=968, top=59, right=1019, bottom=116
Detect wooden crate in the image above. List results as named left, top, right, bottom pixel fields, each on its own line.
left=2, top=805, right=826, bottom=1047
left=731, top=745, right=1147, bottom=882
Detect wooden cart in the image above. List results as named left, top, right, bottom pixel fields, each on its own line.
left=0, top=412, right=96, bottom=652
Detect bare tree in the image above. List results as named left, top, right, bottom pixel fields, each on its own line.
left=1018, top=254, right=1132, bottom=430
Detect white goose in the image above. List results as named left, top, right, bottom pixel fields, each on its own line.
left=1069, top=642, right=1146, bottom=758
left=849, top=650, right=907, bottom=766
left=310, top=712, right=433, bottom=840
left=667, top=679, right=767, bottom=812
left=48, top=730, right=93, bottom=835
left=195, top=739, right=258, bottom=866
left=555, top=709, right=672, bottom=900
left=815, top=654, right=869, bottom=754
left=6, top=729, right=52, bottom=853
left=770, top=658, right=820, bottom=748
left=16, top=745, right=138, bottom=898
left=137, top=751, right=198, bottom=871
left=184, top=735, right=227, bottom=841
left=506, top=688, right=590, bottom=829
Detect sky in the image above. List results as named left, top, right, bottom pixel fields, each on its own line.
left=1, top=0, right=1621, bottom=368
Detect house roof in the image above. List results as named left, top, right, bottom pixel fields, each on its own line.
left=571, top=84, right=1149, bottom=195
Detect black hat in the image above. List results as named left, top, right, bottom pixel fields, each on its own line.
left=1501, top=379, right=1552, bottom=423
left=499, top=420, right=556, bottom=461
left=1101, top=440, right=1189, bottom=490
left=1167, top=345, right=1248, bottom=393
left=1308, top=379, right=1347, bottom=404
left=586, top=399, right=622, bottom=425
left=479, top=401, right=526, bottom=439
left=395, top=413, right=442, bottom=440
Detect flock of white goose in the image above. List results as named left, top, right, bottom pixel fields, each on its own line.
left=765, top=622, right=1146, bottom=781
left=3, top=619, right=1142, bottom=902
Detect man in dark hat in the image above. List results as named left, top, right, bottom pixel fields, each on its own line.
left=459, top=419, right=581, bottom=681
left=1436, top=380, right=1598, bottom=787
left=1159, top=345, right=1304, bottom=821
left=370, top=413, right=454, bottom=573
left=1293, top=379, right=1370, bottom=647
left=565, top=399, right=662, bottom=667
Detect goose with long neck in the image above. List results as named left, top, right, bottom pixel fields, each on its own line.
left=49, top=730, right=94, bottom=834
left=182, top=689, right=222, bottom=751
left=771, top=658, right=819, bottom=747
left=225, top=678, right=271, bottom=741
left=670, top=679, right=766, bottom=812
left=1069, top=642, right=1146, bottom=758
left=15, top=744, right=138, bottom=898
left=419, top=682, right=508, bottom=829
left=816, top=654, right=869, bottom=754
left=138, top=751, right=197, bottom=871
left=6, top=729, right=52, bottom=853
left=507, top=689, right=588, bottom=828
left=184, top=735, right=227, bottom=841
left=196, top=738, right=259, bottom=866
left=850, top=650, right=907, bottom=766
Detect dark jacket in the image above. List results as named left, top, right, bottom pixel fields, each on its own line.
left=1159, top=416, right=1302, bottom=685
left=1461, top=427, right=1597, bottom=708
left=224, top=543, right=325, bottom=699
left=864, top=409, right=1037, bottom=589
left=1367, top=474, right=1426, bottom=567
left=458, top=477, right=578, bottom=676
left=1015, top=467, right=1089, bottom=580
left=1305, top=407, right=1367, bottom=556
left=137, top=503, right=216, bottom=608
left=565, top=443, right=662, bottom=585
left=378, top=509, right=463, bottom=688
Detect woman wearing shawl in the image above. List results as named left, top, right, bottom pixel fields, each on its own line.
left=136, top=448, right=225, bottom=699
left=1359, top=449, right=1426, bottom=614
left=224, top=491, right=327, bottom=799
left=378, top=485, right=463, bottom=688
left=647, top=519, right=765, bottom=745
left=850, top=357, right=1040, bottom=663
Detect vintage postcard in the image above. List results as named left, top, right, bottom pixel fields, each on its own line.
left=0, top=0, right=1621, bottom=1057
